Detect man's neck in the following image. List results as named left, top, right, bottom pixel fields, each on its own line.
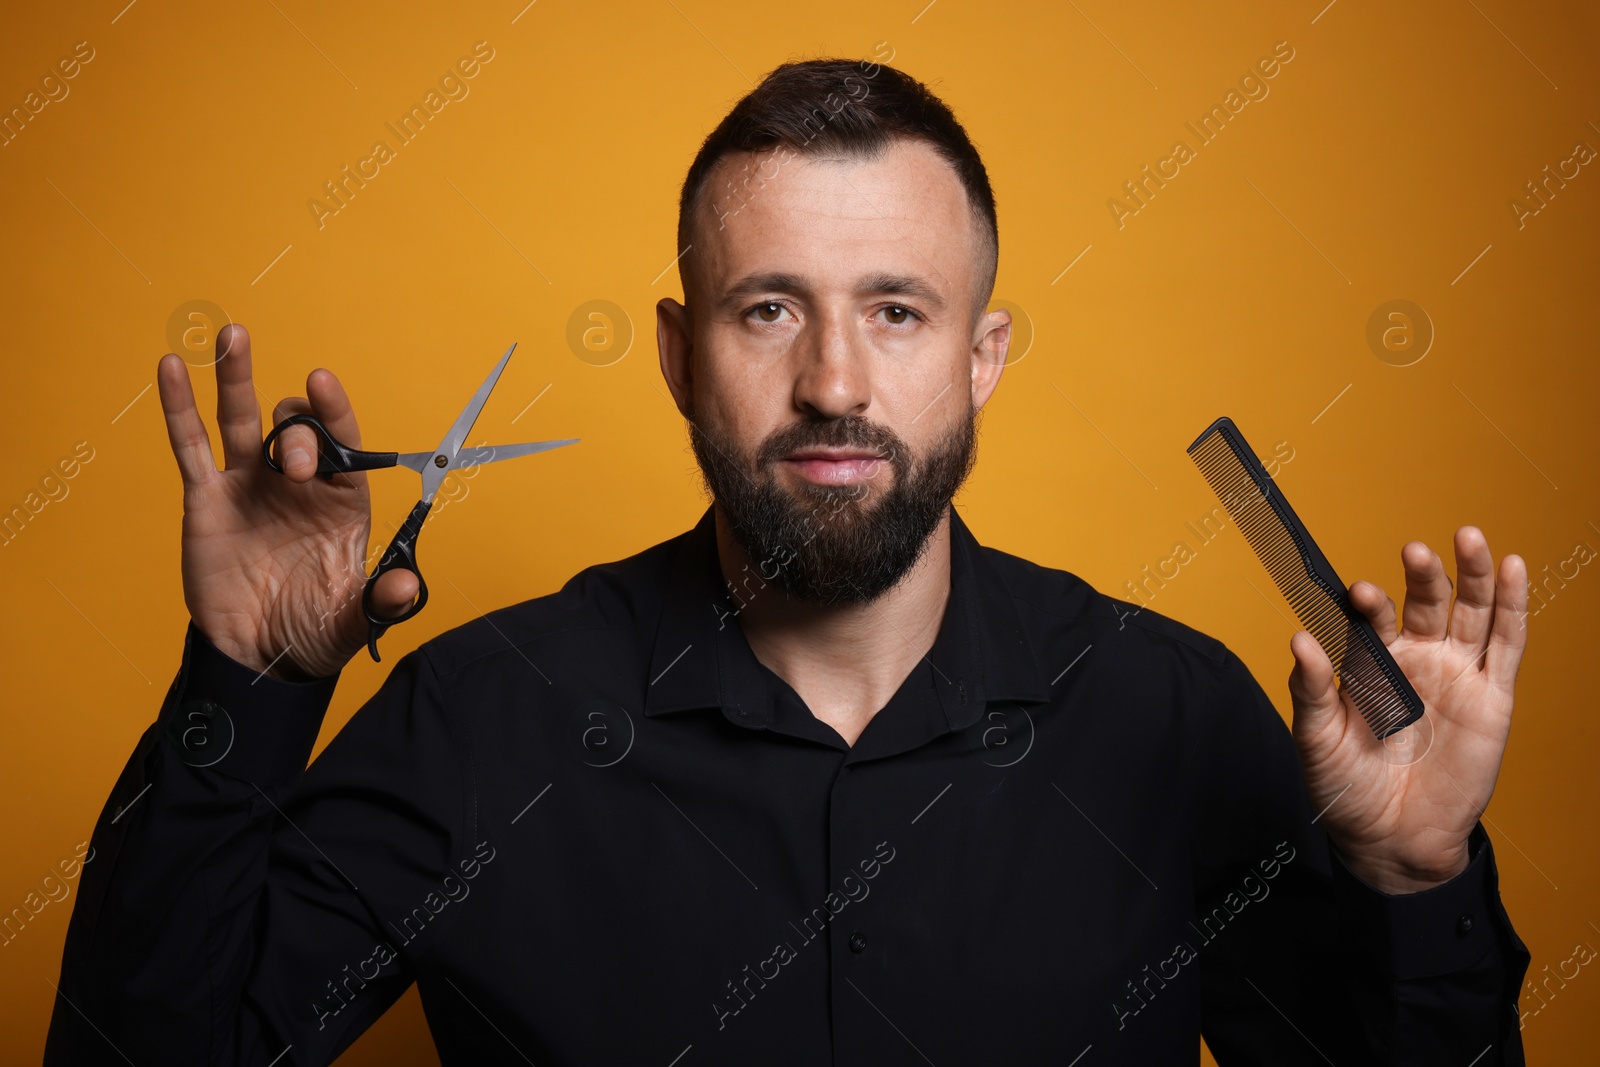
left=712, top=506, right=954, bottom=748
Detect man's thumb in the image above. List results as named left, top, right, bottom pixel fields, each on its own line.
left=1287, top=629, right=1344, bottom=738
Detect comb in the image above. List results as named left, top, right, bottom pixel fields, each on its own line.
left=1186, top=416, right=1424, bottom=739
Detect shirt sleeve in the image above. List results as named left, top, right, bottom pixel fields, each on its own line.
left=44, top=620, right=472, bottom=1066
left=1188, top=646, right=1531, bottom=1067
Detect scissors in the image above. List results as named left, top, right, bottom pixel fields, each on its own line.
left=260, top=342, right=577, bottom=661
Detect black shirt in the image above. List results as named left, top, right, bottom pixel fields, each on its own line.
left=47, top=504, right=1530, bottom=1065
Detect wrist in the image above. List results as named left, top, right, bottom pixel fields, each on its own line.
left=195, top=623, right=321, bottom=683
left=1338, top=840, right=1472, bottom=895
left=201, top=631, right=272, bottom=676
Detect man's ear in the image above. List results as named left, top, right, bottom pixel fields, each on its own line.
left=970, top=304, right=1010, bottom=411
left=657, top=297, right=695, bottom=419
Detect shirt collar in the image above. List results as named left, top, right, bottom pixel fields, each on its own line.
left=642, top=504, right=1052, bottom=746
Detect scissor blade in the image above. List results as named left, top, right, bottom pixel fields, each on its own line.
left=394, top=451, right=436, bottom=474
left=434, top=342, right=517, bottom=463
left=454, top=439, right=580, bottom=469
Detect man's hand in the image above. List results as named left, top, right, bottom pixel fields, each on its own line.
left=159, top=323, right=418, bottom=681
left=1286, top=526, right=1528, bottom=894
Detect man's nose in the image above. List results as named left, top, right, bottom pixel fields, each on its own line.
left=791, top=310, right=871, bottom=420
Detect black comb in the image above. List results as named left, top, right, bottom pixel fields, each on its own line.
left=1186, top=416, right=1424, bottom=739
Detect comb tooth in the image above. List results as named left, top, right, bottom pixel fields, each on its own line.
left=1340, top=636, right=1406, bottom=735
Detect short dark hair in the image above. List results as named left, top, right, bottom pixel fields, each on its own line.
left=676, top=57, right=999, bottom=324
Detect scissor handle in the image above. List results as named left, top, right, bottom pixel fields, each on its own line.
left=361, top=498, right=432, bottom=661
left=262, top=413, right=401, bottom=478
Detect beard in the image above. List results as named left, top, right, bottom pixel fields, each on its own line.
left=688, top=398, right=978, bottom=606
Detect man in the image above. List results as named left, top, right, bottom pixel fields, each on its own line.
left=47, top=58, right=1530, bottom=1065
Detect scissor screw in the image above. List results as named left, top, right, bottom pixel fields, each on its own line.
left=434, top=455, right=448, bottom=468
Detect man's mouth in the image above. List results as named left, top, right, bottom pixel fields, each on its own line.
left=780, top=448, right=886, bottom=486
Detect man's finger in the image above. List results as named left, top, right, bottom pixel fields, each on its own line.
left=157, top=353, right=217, bottom=488
left=1287, top=629, right=1346, bottom=744
left=306, top=368, right=362, bottom=451
left=1398, top=541, right=1451, bottom=641
left=301, top=370, right=368, bottom=490
left=1485, top=552, right=1530, bottom=690
left=264, top=397, right=324, bottom=482
left=1447, top=526, right=1498, bottom=655
left=369, top=568, right=420, bottom=620
left=215, top=324, right=263, bottom=471
left=1350, top=580, right=1398, bottom=645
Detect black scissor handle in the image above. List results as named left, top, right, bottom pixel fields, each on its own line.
left=361, top=498, right=433, bottom=661
left=262, top=413, right=400, bottom=478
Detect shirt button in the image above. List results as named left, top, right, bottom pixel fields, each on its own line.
left=169, top=698, right=234, bottom=768
left=848, top=932, right=868, bottom=954
left=181, top=698, right=219, bottom=719
left=1457, top=913, right=1474, bottom=935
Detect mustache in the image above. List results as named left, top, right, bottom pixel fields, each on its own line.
left=755, top=416, right=908, bottom=470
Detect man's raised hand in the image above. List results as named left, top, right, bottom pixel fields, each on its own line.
left=1286, top=526, right=1528, bottom=894
left=158, top=323, right=418, bottom=680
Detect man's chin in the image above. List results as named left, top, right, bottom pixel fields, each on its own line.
left=772, top=485, right=886, bottom=535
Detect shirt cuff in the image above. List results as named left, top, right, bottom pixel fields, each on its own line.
left=157, top=620, right=341, bottom=785
left=1331, top=822, right=1498, bottom=981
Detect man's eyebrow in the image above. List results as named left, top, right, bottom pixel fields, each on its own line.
left=719, top=272, right=806, bottom=309
left=856, top=272, right=947, bottom=311
left=717, top=271, right=948, bottom=311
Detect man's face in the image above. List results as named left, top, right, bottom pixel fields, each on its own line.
left=657, top=137, right=1009, bottom=605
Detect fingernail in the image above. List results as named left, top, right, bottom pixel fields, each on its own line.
left=286, top=447, right=309, bottom=468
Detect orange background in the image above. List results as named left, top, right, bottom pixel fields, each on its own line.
left=2, top=0, right=1596, bottom=1062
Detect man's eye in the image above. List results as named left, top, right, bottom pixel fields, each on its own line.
left=750, top=302, right=788, bottom=323
left=881, top=305, right=919, bottom=325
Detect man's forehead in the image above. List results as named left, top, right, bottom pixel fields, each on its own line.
left=701, top=139, right=971, bottom=241
left=693, top=139, right=976, bottom=299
